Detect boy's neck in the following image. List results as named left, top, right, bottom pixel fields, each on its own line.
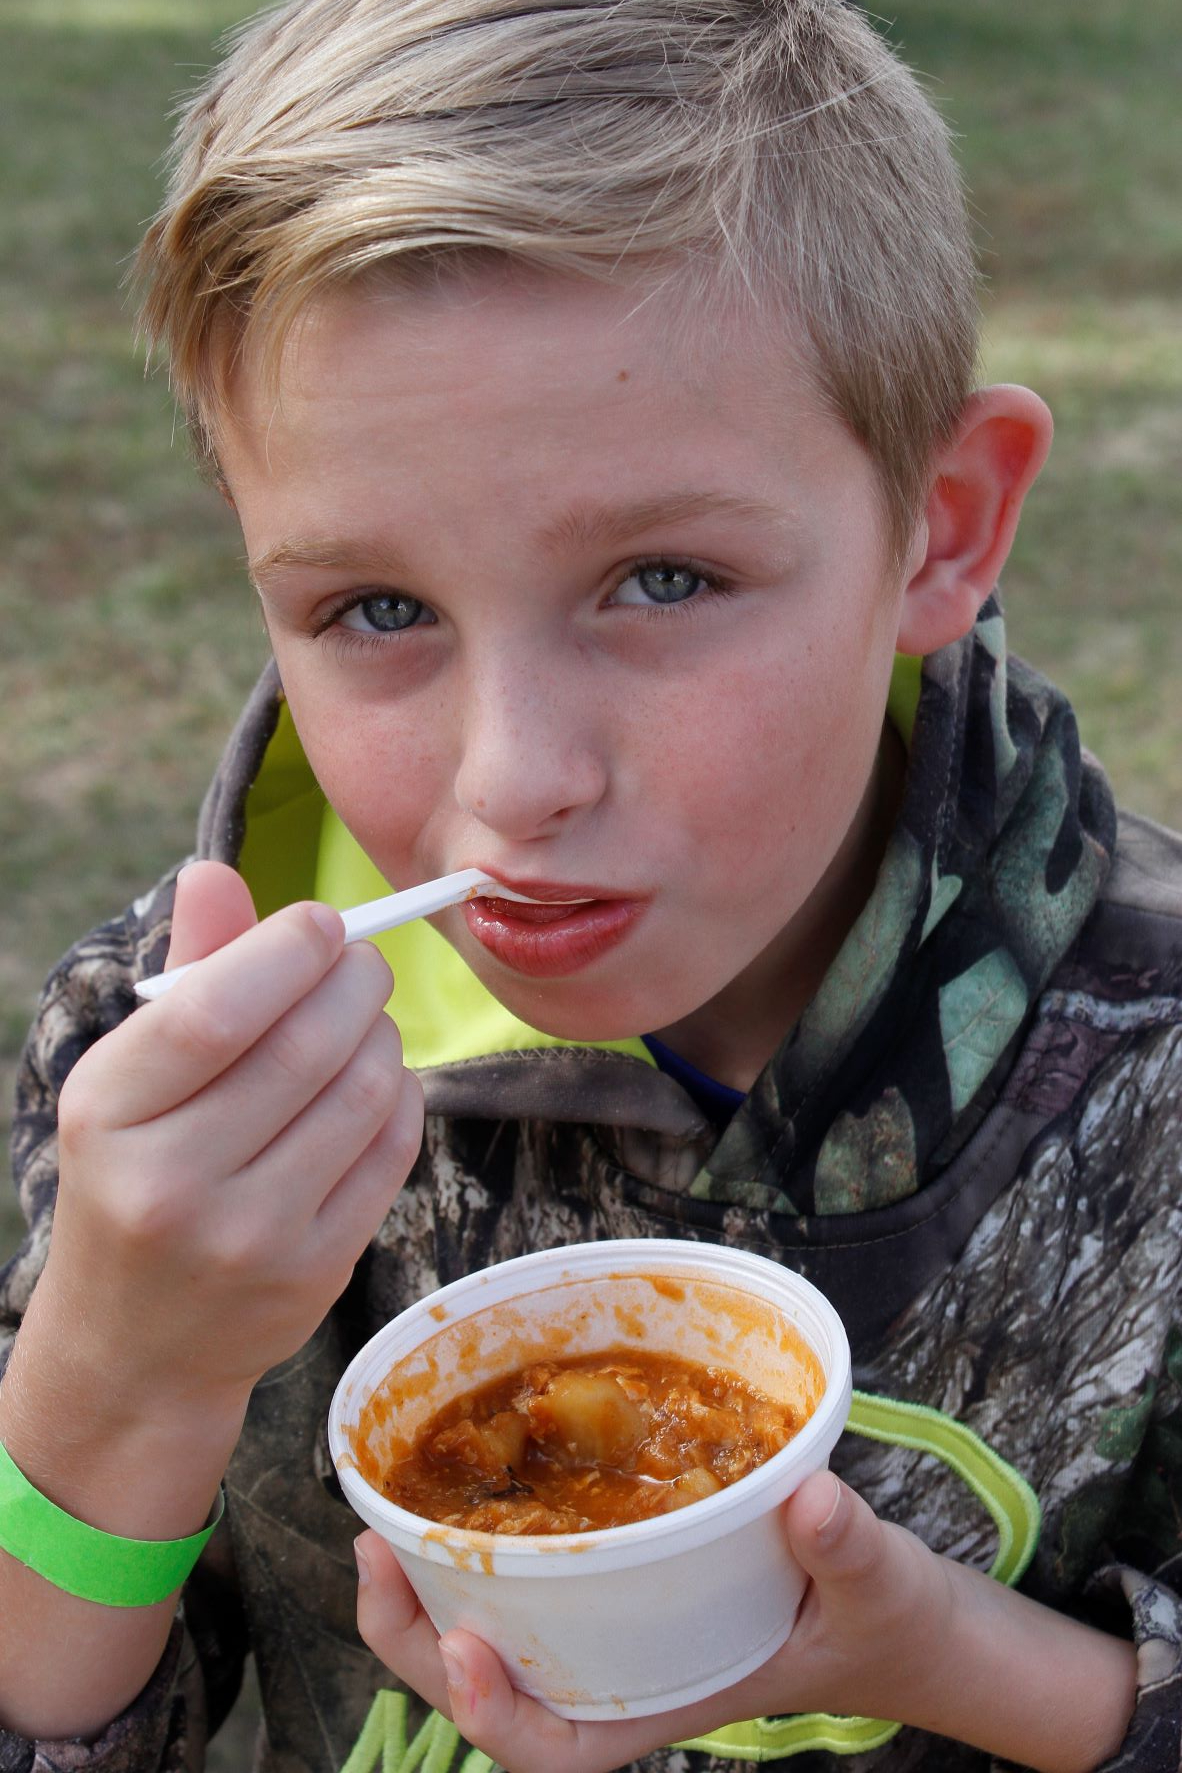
left=651, top=721, right=907, bottom=1093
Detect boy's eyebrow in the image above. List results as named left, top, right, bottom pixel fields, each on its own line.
left=249, top=537, right=414, bottom=588
left=249, top=491, right=791, bottom=587
left=538, top=492, right=791, bottom=551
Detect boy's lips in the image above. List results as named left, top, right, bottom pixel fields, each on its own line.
left=460, top=876, right=646, bottom=977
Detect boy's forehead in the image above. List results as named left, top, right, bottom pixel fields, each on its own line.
left=219, top=265, right=826, bottom=448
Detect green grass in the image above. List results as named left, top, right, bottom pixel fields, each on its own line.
left=1, top=5, right=265, bottom=1102
left=1, top=4, right=1180, bottom=1744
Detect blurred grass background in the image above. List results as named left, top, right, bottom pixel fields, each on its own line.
left=2, top=0, right=1179, bottom=1760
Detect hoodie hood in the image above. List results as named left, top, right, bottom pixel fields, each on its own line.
left=695, top=594, right=1116, bottom=1214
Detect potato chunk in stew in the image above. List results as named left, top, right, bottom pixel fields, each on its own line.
left=381, top=1347, right=815, bottom=1533
left=526, top=1369, right=647, bottom=1465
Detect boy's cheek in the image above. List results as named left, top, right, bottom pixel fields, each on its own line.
left=282, top=697, right=448, bottom=869
left=675, top=704, right=857, bottom=871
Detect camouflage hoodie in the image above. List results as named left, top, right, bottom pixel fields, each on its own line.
left=4, top=599, right=1182, bottom=1773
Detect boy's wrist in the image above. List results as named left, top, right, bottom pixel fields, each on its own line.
left=901, top=1555, right=1137, bottom=1772
left=2, top=1295, right=248, bottom=1543
left=24, top=1252, right=256, bottom=1421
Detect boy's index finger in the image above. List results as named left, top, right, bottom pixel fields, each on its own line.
left=114, top=901, right=347, bottom=1124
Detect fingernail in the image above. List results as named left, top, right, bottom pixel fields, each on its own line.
left=440, top=1644, right=465, bottom=1693
left=354, top=1538, right=371, bottom=1588
left=177, top=861, right=199, bottom=881
left=308, top=902, right=344, bottom=941
left=818, top=1473, right=843, bottom=1537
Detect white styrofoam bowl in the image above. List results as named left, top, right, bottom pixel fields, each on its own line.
left=329, top=1238, right=851, bottom=1719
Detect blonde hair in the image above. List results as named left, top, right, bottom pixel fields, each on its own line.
left=135, top=0, right=979, bottom=563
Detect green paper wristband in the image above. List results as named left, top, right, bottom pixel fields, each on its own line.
left=0, top=1438, right=223, bottom=1608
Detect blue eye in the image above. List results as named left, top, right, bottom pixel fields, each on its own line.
left=612, top=564, right=706, bottom=607
left=338, top=594, right=433, bottom=633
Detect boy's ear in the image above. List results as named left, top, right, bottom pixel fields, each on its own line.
left=895, top=384, right=1053, bottom=656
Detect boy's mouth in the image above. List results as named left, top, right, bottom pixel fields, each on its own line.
left=462, top=877, right=645, bottom=977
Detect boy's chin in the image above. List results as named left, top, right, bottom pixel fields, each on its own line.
left=476, top=967, right=676, bottom=1047
left=494, top=987, right=652, bottom=1045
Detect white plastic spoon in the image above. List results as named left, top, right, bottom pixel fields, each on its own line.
left=133, top=867, right=539, bottom=1001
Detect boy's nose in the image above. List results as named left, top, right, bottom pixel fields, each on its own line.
left=452, top=660, right=607, bottom=841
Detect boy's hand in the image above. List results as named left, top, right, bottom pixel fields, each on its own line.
left=37, top=860, right=424, bottom=1423
left=0, top=859, right=425, bottom=1739
left=355, top=1470, right=1137, bottom=1773
left=354, top=1471, right=949, bottom=1773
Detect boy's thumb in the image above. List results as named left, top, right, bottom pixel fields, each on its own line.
left=165, top=860, right=259, bottom=970
left=784, top=1471, right=884, bottom=1592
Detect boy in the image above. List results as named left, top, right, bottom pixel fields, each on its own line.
left=2, top=0, right=1180, bottom=1768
